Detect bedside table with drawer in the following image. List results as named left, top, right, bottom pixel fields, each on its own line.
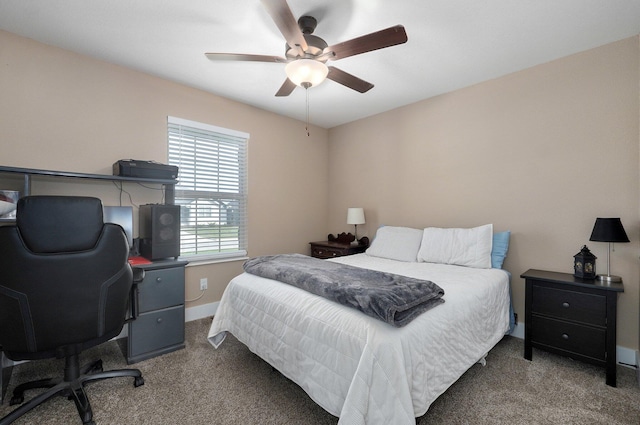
left=309, top=241, right=368, bottom=259
left=520, top=269, right=623, bottom=387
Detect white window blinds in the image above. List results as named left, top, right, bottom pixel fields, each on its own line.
left=167, top=116, right=248, bottom=261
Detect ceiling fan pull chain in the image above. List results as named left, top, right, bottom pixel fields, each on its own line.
left=304, top=83, right=311, bottom=136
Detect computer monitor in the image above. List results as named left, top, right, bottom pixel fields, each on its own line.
left=103, top=205, right=134, bottom=249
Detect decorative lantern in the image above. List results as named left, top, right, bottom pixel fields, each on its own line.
left=573, top=245, right=596, bottom=279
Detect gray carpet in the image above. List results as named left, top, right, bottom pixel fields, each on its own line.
left=1, top=318, right=638, bottom=424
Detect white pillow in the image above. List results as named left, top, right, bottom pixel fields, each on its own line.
left=365, top=226, right=424, bottom=262
left=417, top=224, right=493, bottom=268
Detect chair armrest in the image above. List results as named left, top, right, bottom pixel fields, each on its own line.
left=133, top=267, right=145, bottom=283
left=127, top=267, right=145, bottom=321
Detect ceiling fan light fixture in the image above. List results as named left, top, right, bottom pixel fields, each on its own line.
left=285, top=59, right=328, bottom=88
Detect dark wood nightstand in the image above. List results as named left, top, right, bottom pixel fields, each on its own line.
left=521, top=269, right=624, bottom=387
left=309, top=241, right=368, bottom=259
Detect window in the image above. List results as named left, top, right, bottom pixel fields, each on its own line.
left=168, top=116, right=248, bottom=261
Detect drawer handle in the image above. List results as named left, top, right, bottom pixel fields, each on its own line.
left=156, top=277, right=162, bottom=283
left=157, top=318, right=163, bottom=324
left=561, top=333, right=569, bottom=340
left=562, top=302, right=570, bottom=308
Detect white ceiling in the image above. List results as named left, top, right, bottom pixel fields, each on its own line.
left=1, top=0, right=639, bottom=128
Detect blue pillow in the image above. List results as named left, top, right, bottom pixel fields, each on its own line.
left=491, top=231, right=510, bottom=268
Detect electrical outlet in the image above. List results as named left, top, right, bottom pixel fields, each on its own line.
left=200, top=278, right=208, bottom=291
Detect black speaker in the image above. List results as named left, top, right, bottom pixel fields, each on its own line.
left=139, top=204, right=180, bottom=260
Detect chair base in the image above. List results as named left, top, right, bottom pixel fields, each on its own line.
left=0, top=356, right=143, bottom=425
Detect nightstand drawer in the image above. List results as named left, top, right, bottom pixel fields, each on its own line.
left=311, top=247, right=341, bottom=259
left=532, top=284, right=606, bottom=326
left=309, top=241, right=368, bottom=259
left=531, top=316, right=606, bottom=361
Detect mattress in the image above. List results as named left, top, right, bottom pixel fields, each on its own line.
left=208, top=253, right=510, bottom=425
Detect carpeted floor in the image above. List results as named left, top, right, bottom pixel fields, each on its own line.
left=1, top=317, right=638, bottom=424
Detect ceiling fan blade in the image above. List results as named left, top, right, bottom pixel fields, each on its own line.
left=275, top=78, right=297, bottom=97
left=261, top=0, right=308, bottom=55
left=205, top=53, right=288, bottom=63
left=327, top=66, right=374, bottom=93
left=324, top=25, right=408, bottom=61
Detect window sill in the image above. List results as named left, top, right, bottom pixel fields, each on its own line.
left=184, top=256, right=249, bottom=267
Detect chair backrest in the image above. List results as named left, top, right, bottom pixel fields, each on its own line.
left=0, top=196, right=133, bottom=360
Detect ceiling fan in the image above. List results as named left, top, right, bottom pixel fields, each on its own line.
left=205, top=0, right=408, bottom=97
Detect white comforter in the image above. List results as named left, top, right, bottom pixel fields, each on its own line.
left=208, top=254, right=510, bottom=424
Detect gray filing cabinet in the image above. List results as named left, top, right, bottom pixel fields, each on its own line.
left=121, top=260, right=188, bottom=364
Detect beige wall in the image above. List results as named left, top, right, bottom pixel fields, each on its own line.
left=328, top=36, right=640, bottom=351
left=0, top=30, right=330, bottom=307
left=2, top=29, right=639, bottom=353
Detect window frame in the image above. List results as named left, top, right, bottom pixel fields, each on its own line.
left=167, top=116, right=249, bottom=263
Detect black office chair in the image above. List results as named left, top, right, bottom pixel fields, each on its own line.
left=0, top=196, right=144, bottom=425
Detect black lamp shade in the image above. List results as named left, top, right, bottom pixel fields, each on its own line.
left=589, top=218, right=630, bottom=243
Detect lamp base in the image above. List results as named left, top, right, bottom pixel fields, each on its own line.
left=596, top=274, right=622, bottom=283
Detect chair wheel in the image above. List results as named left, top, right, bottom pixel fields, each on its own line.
left=134, top=376, right=145, bottom=387
left=9, top=395, right=24, bottom=406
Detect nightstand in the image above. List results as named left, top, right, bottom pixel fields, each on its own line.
left=309, top=241, right=368, bottom=259
left=521, top=269, right=624, bottom=386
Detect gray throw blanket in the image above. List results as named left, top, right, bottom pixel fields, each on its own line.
left=243, top=254, right=445, bottom=327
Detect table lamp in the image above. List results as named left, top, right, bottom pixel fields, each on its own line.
left=347, top=208, right=365, bottom=245
left=589, top=217, right=629, bottom=282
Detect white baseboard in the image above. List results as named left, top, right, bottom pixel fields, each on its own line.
left=185, top=301, right=219, bottom=322
left=617, top=346, right=638, bottom=369
left=509, top=321, right=524, bottom=339
left=509, top=321, right=637, bottom=369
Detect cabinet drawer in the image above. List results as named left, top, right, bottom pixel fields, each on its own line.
left=531, top=316, right=606, bottom=361
left=137, top=267, right=185, bottom=313
left=311, top=247, right=342, bottom=259
left=129, top=305, right=185, bottom=356
left=532, top=284, right=606, bottom=326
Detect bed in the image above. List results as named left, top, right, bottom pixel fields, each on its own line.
left=208, top=225, right=512, bottom=425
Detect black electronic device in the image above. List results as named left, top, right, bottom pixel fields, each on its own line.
left=113, top=159, right=178, bottom=180
left=103, top=205, right=134, bottom=249
left=139, top=204, right=180, bottom=260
